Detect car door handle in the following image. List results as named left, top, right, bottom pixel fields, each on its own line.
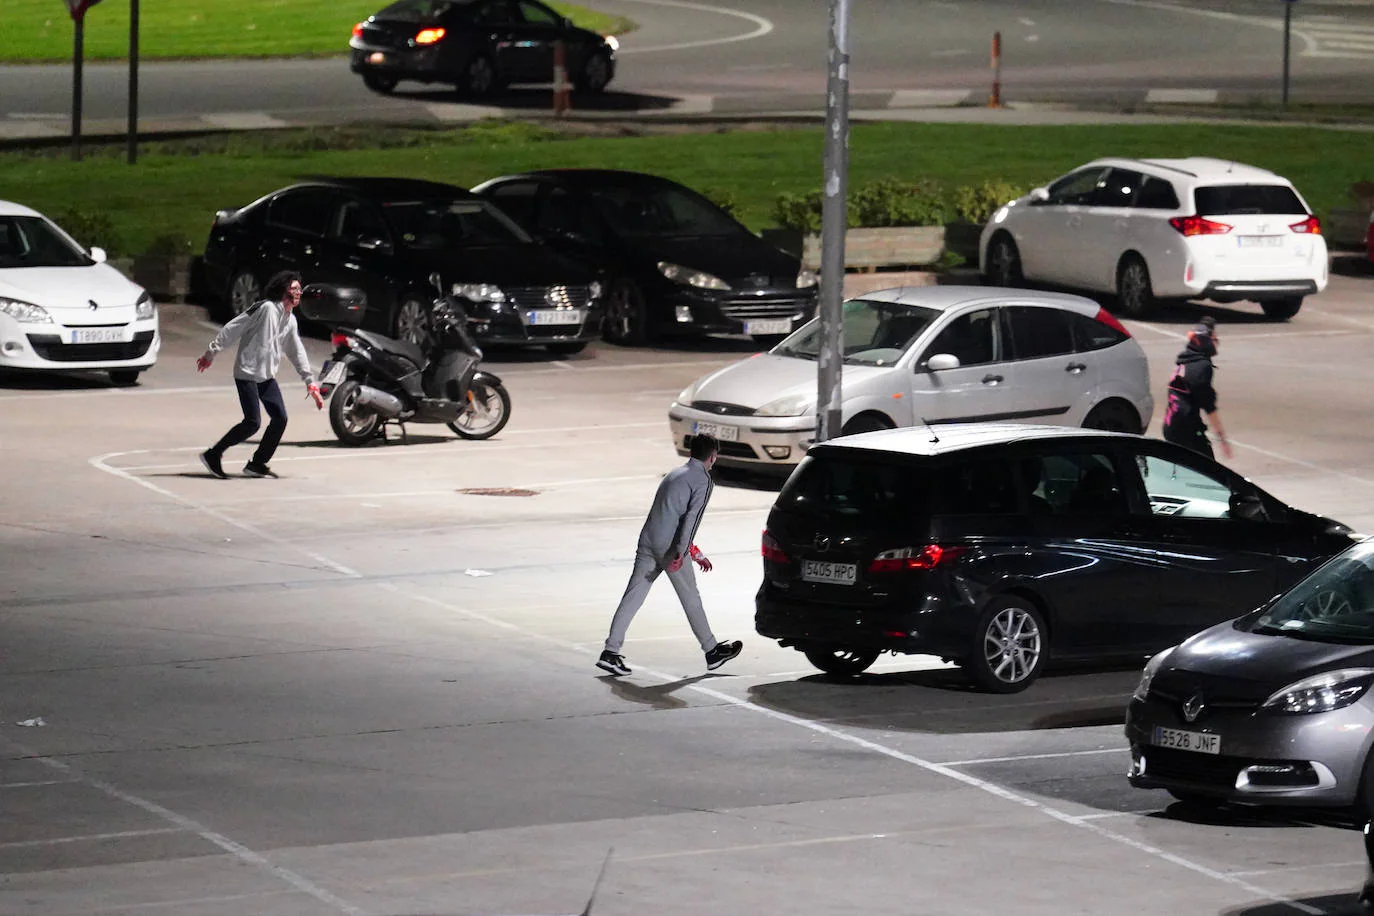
left=982, top=374, right=1004, bottom=385
left=1066, top=362, right=1086, bottom=374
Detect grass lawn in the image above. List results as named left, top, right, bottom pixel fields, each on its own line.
left=1, top=0, right=634, bottom=63
left=2, top=119, right=1367, bottom=258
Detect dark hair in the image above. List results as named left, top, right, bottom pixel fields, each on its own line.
left=690, top=433, right=720, bottom=461
left=263, top=270, right=303, bottom=302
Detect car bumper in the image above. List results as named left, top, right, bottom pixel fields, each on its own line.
left=754, top=580, right=970, bottom=658
left=349, top=42, right=446, bottom=79
left=1125, top=695, right=1374, bottom=806
left=657, top=287, right=817, bottom=338
left=1156, top=237, right=1329, bottom=301
left=668, top=403, right=814, bottom=471
left=0, top=317, right=159, bottom=372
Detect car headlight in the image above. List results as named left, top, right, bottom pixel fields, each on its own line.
left=603, top=34, right=619, bottom=52
left=755, top=392, right=815, bottom=418
left=0, top=298, right=53, bottom=323
left=453, top=283, right=506, bottom=303
left=675, top=381, right=699, bottom=406
left=1131, top=649, right=1172, bottom=702
left=796, top=269, right=819, bottom=289
left=589, top=281, right=603, bottom=300
left=135, top=291, right=155, bottom=320
left=1262, top=668, right=1374, bottom=714
left=992, top=205, right=1011, bottom=224
left=658, top=261, right=730, bottom=291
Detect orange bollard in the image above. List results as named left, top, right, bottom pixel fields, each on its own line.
left=553, top=40, right=571, bottom=115
left=988, top=31, right=1003, bottom=109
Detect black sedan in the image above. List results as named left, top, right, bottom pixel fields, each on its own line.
left=472, top=169, right=820, bottom=346
left=349, top=0, right=617, bottom=98
left=202, top=178, right=603, bottom=355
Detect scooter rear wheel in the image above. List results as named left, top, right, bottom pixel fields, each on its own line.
left=448, top=380, right=510, bottom=440
left=330, top=380, right=383, bottom=446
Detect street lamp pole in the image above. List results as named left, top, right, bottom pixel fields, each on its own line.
left=816, top=0, right=851, bottom=445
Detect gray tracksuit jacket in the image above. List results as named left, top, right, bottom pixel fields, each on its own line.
left=637, top=458, right=714, bottom=565
left=207, top=300, right=315, bottom=385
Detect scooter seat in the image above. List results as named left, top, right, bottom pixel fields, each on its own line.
left=353, top=330, right=427, bottom=368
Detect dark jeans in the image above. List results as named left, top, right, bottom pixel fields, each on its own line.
left=1162, top=422, right=1214, bottom=461
left=209, top=378, right=287, bottom=466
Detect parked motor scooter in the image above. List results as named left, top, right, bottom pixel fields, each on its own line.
left=299, top=283, right=511, bottom=446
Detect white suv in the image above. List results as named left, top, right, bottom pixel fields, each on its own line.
left=978, top=157, right=1328, bottom=321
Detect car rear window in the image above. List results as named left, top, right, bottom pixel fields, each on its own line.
left=777, top=453, right=931, bottom=519
left=1193, top=184, right=1307, bottom=216
left=376, top=0, right=456, bottom=22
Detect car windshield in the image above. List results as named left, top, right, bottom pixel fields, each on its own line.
left=1194, top=184, right=1307, bottom=216
left=587, top=183, right=743, bottom=238
left=0, top=216, right=93, bottom=269
left=383, top=199, right=531, bottom=249
left=374, top=0, right=456, bottom=22
left=774, top=299, right=940, bottom=366
left=1244, top=541, right=1374, bottom=643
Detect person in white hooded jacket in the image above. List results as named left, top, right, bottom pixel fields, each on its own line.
left=196, top=270, right=322, bottom=479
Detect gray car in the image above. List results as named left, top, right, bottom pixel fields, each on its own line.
left=1126, top=536, right=1374, bottom=807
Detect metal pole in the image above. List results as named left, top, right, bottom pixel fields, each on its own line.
left=128, top=0, right=139, bottom=164
left=1281, top=1, right=1292, bottom=107
left=988, top=31, right=1002, bottom=108
left=816, top=0, right=850, bottom=445
left=72, top=14, right=84, bottom=161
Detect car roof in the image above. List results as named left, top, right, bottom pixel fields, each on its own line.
left=483, top=169, right=684, bottom=189
left=851, top=284, right=1101, bottom=315
left=0, top=199, right=45, bottom=219
left=813, top=423, right=1138, bottom=459
left=285, top=177, right=477, bottom=201
left=1081, top=157, right=1286, bottom=185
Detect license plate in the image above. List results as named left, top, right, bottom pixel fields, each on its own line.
left=1237, top=235, right=1284, bottom=248
left=1151, top=726, right=1220, bottom=755
left=691, top=421, right=738, bottom=442
left=745, top=318, right=792, bottom=335
left=320, top=361, right=346, bottom=386
left=526, top=309, right=584, bottom=326
left=801, top=559, right=857, bottom=585
left=367, top=51, right=387, bottom=64
left=71, top=327, right=126, bottom=344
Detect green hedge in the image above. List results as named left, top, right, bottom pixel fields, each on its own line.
left=773, top=177, right=1029, bottom=232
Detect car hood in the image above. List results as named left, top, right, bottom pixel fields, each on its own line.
left=1166, top=620, right=1374, bottom=685
left=630, top=234, right=801, bottom=285
left=688, top=353, right=889, bottom=410
left=403, top=244, right=596, bottom=287
left=0, top=265, right=146, bottom=312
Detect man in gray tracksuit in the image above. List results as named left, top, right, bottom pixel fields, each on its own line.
left=196, top=270, right=322, bottom=479
left=597, top=433, right=742, bottom=676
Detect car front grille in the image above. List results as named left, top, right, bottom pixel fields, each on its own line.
left=690, top=400, right=756, bottom=417
left=683, top=435, right=756, bottom=459
left=505, top=286, right=593, bottom=310
left=717, top=295, right=813, bottom=321
left=1148, top=669, right=1269, bottom=716
left=27, top=331, right=154, bottom=363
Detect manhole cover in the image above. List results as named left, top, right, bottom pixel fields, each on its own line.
left=456, top=487, right=540, bottom=497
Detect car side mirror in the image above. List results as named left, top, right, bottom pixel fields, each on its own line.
left=1028, top=187, right=1050, bottom=206
left=1229, top=492, right=1269, bottom=522
left=89, top=246, right=107, bottom=263
left=355, top=236, right=388, bottom=251
left=924, top=353, right=961, bottom=371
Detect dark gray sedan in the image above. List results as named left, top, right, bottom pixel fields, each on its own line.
left=1127, top=536, right=1374, bottom=807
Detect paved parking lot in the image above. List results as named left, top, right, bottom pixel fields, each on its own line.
left=3, top=265, right=1374, bottom=916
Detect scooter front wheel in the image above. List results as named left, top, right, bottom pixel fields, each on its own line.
left=448, top=380, right=511, bottom=440
left=330, top=380, right=383, bottom=446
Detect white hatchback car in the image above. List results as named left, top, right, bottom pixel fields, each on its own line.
left=979, top=157, right=1327, bottom=321
left=668, top=286, right=1153, bottom=473
left=0, top=200, right=158, bottom=385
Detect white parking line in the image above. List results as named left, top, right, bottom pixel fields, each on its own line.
left=0, top=828, right=184, bottom=849
left=0, top=779, right=80, bottom=788
left=613, top=0, right=773, bottom=54
left=941, top=747, right=1125, bottom=766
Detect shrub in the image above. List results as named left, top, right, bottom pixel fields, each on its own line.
left=950, top=180, right=1028, bottom=225
left=700, top=186, right=741, bottom=219
left=772, top=189, right=860, bottom=233
left=49, top=207, right=123, bottom=257
left=851, top=177, right=950, bottom=228
left=140, top=232, right=197, bottom=257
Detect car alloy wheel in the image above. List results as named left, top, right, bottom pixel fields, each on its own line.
left=577, top=52, right=612, bottom=92
left=970, top=598, right=1045, bottom=693
left=603, top=278, right=652, bottom=346
left=393, top=298, right=432, bottom=350
left=1116, top=256, right=1156, bottom=319
left=362, top=72, right=398, bottom=94
left=463, top=55, right=497, bottom=98
left=228, top=270, right=261, bottom=317
left=803, top=646, right=880, bottom=676
left=1082, top=400, right=1141, bottom=434
left=986, top=236, right=1022, bottom=288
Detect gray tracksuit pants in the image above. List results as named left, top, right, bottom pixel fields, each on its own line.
left=604, top=548, right=718, bottom=654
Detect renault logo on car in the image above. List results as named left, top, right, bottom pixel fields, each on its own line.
left=1182, top=693, right=1205, bottom=723
left=89, top=299, right=99, bottom=311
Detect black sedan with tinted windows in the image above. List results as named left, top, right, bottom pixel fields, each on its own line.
left=472, top=169, right=819, bottom=346
left=349, top=0, right=617, bottom=98
left=202, top=178, right=603, bottom=355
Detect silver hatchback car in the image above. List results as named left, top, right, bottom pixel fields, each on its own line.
left=1127, top=536, right=1374, bottom=807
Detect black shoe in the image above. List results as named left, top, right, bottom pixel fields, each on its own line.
left=242, top=462, right=278, bottom=479
left=596, top=650, right=631, bottom=676
left=199, top=450, right=228, bottom=479
left=705, top=640, right=743, bottom=671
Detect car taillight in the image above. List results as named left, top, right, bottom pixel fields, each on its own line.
left=762, top=530, right=790, bottom=564
left=1168, top=215, right=1233, bottom=237
left=1092, top=306, right=1131, bottom=337
left=1289, top=215, right=1321, bottom=235
left=331, top=332, right=353, bottom=348
left=868, top=544, right=967, bottom=573
left=415, top=27, right=445, bottom=44
left=352, top=22, right=364, bottom=39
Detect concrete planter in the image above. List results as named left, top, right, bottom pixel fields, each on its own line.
left=1326, top=207, right=1371, bottom=250
left=132, top=254, right=194, bottom=302
left=800, top=225, right=946, bottom=271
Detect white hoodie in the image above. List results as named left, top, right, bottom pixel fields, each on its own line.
left=207, top=299, right=315, bottom=386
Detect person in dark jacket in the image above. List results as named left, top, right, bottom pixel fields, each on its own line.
left=1161, top=316, right=1231, bottom=461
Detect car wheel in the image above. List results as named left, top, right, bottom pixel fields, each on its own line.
left=459, top=54, right=499, bottom=99
left=1261, top=296, right=1303, bottom=321
left=803, top=646, right=881, bottom=676
left=966, top=596, right=1047, bottom=693
left=575, top=51, right=613, bottom=93
left=603, top=278, right=654, bottom=346
left=546, top=341, right=588, bottom=356
left=1082, top=399, right=1142, bottom=434
left=985, top=234, right=1023, bottom=288
left=1116, top=255, right=1157, bottom=319
left=841, top=414, right=892, bottom=436
left=329, top=380, right=383, bottom=446
left=362, top=72, right=398, bottom=94
left=225, top=268, right=261, bottom=320
left=108, top=369, right=141, bottom=386
left=392, top=297, right=432, bottom=351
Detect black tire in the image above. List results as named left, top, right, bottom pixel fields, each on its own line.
left=224, top=268, right=261, bottom=321
left=1116, top=255, right=1157, bottom=319
left=329, top=380, right=383, bottom=446
left=546, top=341, right=588, bottom=356
left=574, top=51, right=613, bottom=93
left=1082, top=399, right=1142, bottom=434
left=1261, top=296, right=1303, bottom=321
left=803, top=646, right=881, bottom=676
left=108, top=369, right=141, bottom=386
left=984, top=234, right=1023, bottom=288
left=603, top=278, right=654, bottom=346
left=965, top=596, right=1048, bottom=693
left=362, top=72, right=398, bottom=94
left=458, top=54, right=499, bottom=99
left=841, top=413, right=892, bottom=437
left=448, top=379, right=511, bottom=440
left=392, top=296, right=432, bottom=351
